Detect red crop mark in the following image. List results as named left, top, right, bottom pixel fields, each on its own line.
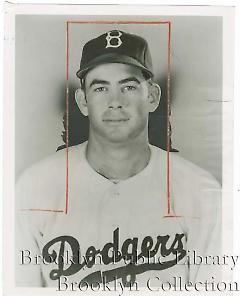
left=166, top=21, right=172, bottom=215
left=163, top=21, right=181, bottom=218
left=67, top=21, right=171, bottom=25
left=163, top=214, right=182, bottom=218
left=20, top=209, right=64, bottom=213
left=65, top=21, right=173, bottom=216
left=65, top=21, right=70, bottom=215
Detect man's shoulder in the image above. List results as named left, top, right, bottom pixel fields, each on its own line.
left=16, top=142, right=88, bottom=209
left=150, top=145, right=221, bottom=218
left=150, top=144, right=220, bottom=188
left=16, top=142, right=88, bottom=197
left=17, top=142, right=87, bottom=182
left=170, top=151, right=220, bottom=188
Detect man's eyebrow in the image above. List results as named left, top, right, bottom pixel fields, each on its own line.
left=89, top=79, right=110, bottom=88
left=119, top=77, right=141, bottom=84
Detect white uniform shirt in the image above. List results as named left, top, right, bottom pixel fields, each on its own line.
left=15, top=142, right=221, bottom=288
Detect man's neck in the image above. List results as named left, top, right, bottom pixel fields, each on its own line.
left=86, top=135, right=151, bottom=181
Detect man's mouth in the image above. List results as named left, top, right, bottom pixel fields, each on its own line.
left=103, top=118, right=129, bottom=123
left=102, top=118, right=130, bottom=126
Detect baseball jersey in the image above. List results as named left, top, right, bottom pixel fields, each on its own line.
left=15, top=142, right=221, bottom=288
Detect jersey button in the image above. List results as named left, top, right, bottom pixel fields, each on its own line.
left=110, top=188, right=119, bottom=198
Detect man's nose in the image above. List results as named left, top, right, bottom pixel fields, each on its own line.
left=108, top=89, right=127, bottom=109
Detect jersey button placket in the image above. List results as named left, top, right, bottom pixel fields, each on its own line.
left=110, top=185, right=120, bottom=228
left=110, top=185, right=120, bottom=198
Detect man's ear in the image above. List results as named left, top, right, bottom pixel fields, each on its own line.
left=148, top=82, right=161, bottom=113
left=75, top=88, right=88, bottom=116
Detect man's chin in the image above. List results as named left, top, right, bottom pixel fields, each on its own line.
left=101, top=131, right=133, bottom=144
left=92, top=125, right=145, bottom=144
left=105, top=135, right=130, bottom=144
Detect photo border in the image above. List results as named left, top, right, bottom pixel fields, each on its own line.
left=1, top=2, right=238, bottom=296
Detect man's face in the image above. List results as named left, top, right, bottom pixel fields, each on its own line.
left=79, top=63, right=158, bottom=144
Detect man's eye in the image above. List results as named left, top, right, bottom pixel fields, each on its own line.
left=123, top=85, right=137, bottom=91
left=94, top=86, right=107, bottom=92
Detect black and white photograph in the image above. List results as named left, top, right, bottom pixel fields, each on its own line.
left=1, top=3, right=237, bottom=295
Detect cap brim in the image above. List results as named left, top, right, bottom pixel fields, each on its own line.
left=76, top=53, right=153, bottom=79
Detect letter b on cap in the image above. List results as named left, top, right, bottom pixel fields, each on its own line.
left=105, top=31, right=122, bottom=48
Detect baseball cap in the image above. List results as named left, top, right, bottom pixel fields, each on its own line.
left=76, top=30, right=153, bottom=79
